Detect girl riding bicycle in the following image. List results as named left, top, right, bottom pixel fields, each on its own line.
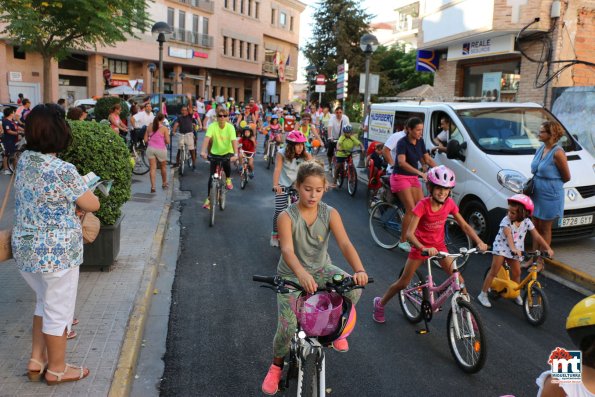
left=238, top=125, right=256, bottom=178
left=264, top=115, right=282, bottom=157
left=477, top=194, right=554, bottom=308
left=271, top=131, right=312, bottom=247
left=262, top=161, right=369, bottom=395
left=373, top=166, right=488, bottom=323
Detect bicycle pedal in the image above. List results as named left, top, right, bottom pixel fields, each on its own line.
left=416, top=329, right=429, bottom=335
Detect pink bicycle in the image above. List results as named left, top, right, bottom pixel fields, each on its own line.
left=398, top=247, right=488, bottom=373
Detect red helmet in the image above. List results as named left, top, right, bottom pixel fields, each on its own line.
left=507, top=194, right=534, bottom=216
left=286, top=130, right=307, bottom=143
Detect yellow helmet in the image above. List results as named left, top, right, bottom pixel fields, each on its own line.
left=566, top=295, right=595, bottom=350
left=239, top=120, right=247, bottom=128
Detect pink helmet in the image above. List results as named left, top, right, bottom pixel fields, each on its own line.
left=508, top=194, right=534, bottom=216
left=286, top=130, right=307, bottom=143
left=427, top=165, right=456, bottom=188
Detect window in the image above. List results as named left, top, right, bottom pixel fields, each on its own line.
left=232, top=0, right=236, bottom=11
left=265, top=48, right=275, bottom=64
left=254, top=44, right=258, bottom=61
left=58, top=54, right=88, bottom=71
left=248, top=0, right=252, bottom=16
left=240, top=0, right=244, bottom=13
left=179, top=10, right=185, bottom=30
left=167, top=7, right=174, bottom=28
left=279, top=12, right=287, bottom=27
left=223, top=36, right=228, bottom=55
left=255, top=2, right=260, bottom=19
left=290, top=16, right=294, bottom=31
left=107, top=58, right=129, bottom=75
left=202, top=17, right=209, bottom=34
left=271, top=8, right=276, bottom=24
left=224, top=0, right=228, bottom=8
left=239, top=41, right=244, bottom=58
left=193, top=14, right=199, bottom=33
left=13, top=47, right=26, bottom=60
left=247, top=43, right=251, bottom=60
left=231, top=39, right=236, bottom=57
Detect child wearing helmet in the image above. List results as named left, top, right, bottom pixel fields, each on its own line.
left=477, top=194, right=554, bottom=308
left=373, top=166, right=488, bottom=323
left=238, top=125, right=256, bottom=178
left=270, top=131, right=312, bottom=246
left=262, top=161, right=369, bottom=395
left=334, top=125, right=364, bottom=184
left=536, top=295, right=595, bottom=397
left=264, top=115, right=282, bottom=157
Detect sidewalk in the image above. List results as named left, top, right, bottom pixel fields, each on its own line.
left=0, top=171, right=173, bottom=396
left=351, top=156, right=595, bottom=294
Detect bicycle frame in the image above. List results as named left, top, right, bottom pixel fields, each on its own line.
left=491, top=261, right=541, bottom=300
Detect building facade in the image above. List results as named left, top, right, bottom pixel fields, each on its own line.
left=370, top=0, right=420, bottom=52
left=417, top=0, right=595, bottom=107
left=0, top=0, right=305, bottom=106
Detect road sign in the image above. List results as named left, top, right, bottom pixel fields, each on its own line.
left=316, top=74, right=326, bottom=85
left=359, top=73, right=380, bottom=95
left=337, top=60, right=349, bottom=100
left=315, top=85, right=326, bottom=93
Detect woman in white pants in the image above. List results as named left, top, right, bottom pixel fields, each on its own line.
left=13, top=104, right=100, bottom=385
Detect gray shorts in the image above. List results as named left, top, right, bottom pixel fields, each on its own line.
left=146, top=146, right=167, bottom=162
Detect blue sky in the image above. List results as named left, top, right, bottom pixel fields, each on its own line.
left=296, top=0, right=386, bottom=82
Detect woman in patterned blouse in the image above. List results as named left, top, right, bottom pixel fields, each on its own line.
left=13, top=104, right=100, bottom=385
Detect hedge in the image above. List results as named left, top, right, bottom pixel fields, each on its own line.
left=94, top=96, right=130, bottom=123
left=61, top=120, right=132, bottom=225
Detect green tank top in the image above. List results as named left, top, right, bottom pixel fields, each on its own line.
left=277, top=202, right=333, bottom=276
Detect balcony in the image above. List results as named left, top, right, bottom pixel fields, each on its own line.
left=177, top=0, right=214, bottom=13
left=171, top=28, right=214, bottom=48
left=262, top=62, right=297, bottom=81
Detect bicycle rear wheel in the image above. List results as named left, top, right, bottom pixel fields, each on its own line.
left=347, top=165, right=357, bottom=196
left=209, top=181, right=217, bottom=227
left=432, top=217, right=473, bottom=271
left=179, top=149, right=186, bottom=176
left=299, top=353, right=319, bottom=397
left=240, top=168, right=248, bottom=189
left=369, top=202, right=403, bottom=249
left=447, top=299, right=487, bottom=373
left=398, top=268, right=426, bottom=323
left=523, top=284, right=548, bottom=326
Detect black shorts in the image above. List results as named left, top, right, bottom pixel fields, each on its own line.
left=326, top=140, right=337, bottom=158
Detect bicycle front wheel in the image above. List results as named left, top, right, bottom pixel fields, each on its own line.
left=347, top=165, right=357, bottom=196
left=447, top=299, right=487, bottom=373
left=523, top=284, right=548, bottom=326
left=219, top=172, right=226, bottom=211
left=432, top=217, right=473, bottom=271
left=266, top=144, right=273, bottom=169
left=209, top=181, right=217, bottom=227
left=240, top=168, right=248, bottom=189
left=398, top=268, right=426, bottom=323
left=299, top=353, right=319, bottom=397
left=369, top=202, right=403, bottom=249
left=179, top=149, right=186, bottom=176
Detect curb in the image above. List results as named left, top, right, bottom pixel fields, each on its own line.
left=544, top=257, right=595, bottom=294
left=108, top=169, right=175, bottom=397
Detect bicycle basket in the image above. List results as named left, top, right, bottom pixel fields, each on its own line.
left=294, top=292, right=343, bottom=337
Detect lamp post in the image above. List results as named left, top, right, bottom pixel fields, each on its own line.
left=358, top=33, right=379, bottom=168
left=147, top=63, right=156, bottom=95
left=305, top=65, right=317, bottom=106
left=152, top=22, right=173, bottom=113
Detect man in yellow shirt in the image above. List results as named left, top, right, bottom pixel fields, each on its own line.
left=200, top=106, right=238, bottom=209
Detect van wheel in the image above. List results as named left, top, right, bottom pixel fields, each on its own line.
left=462, top=200, right=489, bottom=241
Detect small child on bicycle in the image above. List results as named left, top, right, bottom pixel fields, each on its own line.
left=238, top=125, right=256, bottom=178
left=334, top=125, right=363, bottom=185
left=372, top=165, right=488, bottom=323
left=271, top=131, right=312, bottom=247
left=262, top=161, right=369, bottom=395
left=264, top=115, right=282, bottom=158
left=477, top=194, right=554, bottom=308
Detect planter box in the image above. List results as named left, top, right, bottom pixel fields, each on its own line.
left=81, top=215, right=123, bottom=271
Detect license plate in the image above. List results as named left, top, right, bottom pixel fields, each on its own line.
left=559, top=215, right=593, bottom=228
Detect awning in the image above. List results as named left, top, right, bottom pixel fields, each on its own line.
left=184, top=74, right=205, bottom=81
left=106, top=85, right=145, bottom=96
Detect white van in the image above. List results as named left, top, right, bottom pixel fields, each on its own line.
left=368, top=102, right=595, bottom=242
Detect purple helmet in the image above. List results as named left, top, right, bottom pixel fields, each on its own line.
left=427, top=165, right=456, bottom=188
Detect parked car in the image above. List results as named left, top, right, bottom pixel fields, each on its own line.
left=130, top=94, right=190, bottom=116
left=368, top=101, right=595, bottom=242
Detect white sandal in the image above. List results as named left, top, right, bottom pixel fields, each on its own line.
left=45, top=363, right=89, bottom=385
left=27, top=358, right=47, bottom=381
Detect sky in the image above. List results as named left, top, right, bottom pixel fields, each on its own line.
left=296, top=0, right=386, bottom=83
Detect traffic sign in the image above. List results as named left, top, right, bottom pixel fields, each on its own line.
left=316, top=74, right=325, bottom=85
left=315, top=85, right=326, bottom=93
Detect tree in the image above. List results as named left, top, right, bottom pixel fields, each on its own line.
left=373, top=45, right=434, bottom=98
left=303, top=0, right=372, bottom=104
left=0, top=0, right=151, bottom=102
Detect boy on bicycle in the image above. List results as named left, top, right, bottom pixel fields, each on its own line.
left=333, top=125, right=363, bottom=185
left=372, top=166, right=487, bottom=323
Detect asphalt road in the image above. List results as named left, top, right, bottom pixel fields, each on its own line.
left=158, top=145, right=584, bottom=397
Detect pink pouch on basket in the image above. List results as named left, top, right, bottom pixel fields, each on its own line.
left=295, top=292, right=343, bottom=337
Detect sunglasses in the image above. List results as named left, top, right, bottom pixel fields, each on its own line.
left=217, top=114, right=229, bottom=118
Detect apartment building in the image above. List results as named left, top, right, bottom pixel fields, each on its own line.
left=0, top=0, right=305, bottom=106
left=416, top=0, right=595, bottom=106
left=371, top=0, right=420, bottom=51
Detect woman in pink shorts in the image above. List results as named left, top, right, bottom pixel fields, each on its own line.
left=389, top=117, right=437, bottom=252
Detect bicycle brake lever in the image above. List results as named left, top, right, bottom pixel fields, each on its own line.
left=260, top=285, right=276, bottom=291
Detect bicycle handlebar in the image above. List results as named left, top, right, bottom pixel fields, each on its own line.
left=253, top=274, right=374, bottom=294
left=421, top=247, right=487, bottom=259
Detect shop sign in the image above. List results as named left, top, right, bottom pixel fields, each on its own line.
left=110, top=79, right=130, bottom=87
left=169, top=47, right=193, bottom=59
left=9, top=71, right=23, bottom=82
left=368, top=110, right=395, bottom=143
left=193, top=51, right=208, bottom=59
left=447, top=35, right=515, bottom=61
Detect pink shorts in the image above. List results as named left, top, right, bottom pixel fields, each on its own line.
left=390, top=174, right=421, bottom=193
left=408, top=244, right=448, bottom=260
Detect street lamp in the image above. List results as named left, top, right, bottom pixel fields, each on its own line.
left=152, top=22, right=173, bottom=113
left=359, top=33, right=379, bottom=167
left=305, top=65, right=317, bottom=105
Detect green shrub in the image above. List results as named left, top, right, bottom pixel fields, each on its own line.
left=61, top=120, right=132, bottom=225
left=94, top=97, right=130, bottom=123
left=344, top=99, right=363, bottom=123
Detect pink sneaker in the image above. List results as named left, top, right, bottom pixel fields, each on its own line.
left=261, top=364, right=282, bottom=395
left=226, top=177, right=233, bottom=190
left=332, top=338, right=349, bottom=352
left=373, top=297, right=385, bottom=323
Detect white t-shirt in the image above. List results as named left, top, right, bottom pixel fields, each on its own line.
left=436, top=129, right=449, bottom=143
left=327, top=114, right=350, bottom=140
left=196, top=101, right=205, bottom=115
left=384, top=130, right=406, bottom=174
left=205, top=108, right=217, bottom=128
left=492, top=216, right=535, bottom=259
left=133, top=111, right=155, bottom=128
